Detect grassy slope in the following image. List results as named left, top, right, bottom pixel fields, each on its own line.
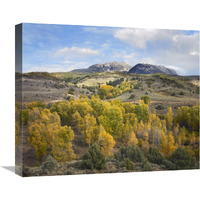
left=22, top=71, right=199, bottom=114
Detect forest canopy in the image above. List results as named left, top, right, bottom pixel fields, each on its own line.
left=15, top=95, right=199, bottom=173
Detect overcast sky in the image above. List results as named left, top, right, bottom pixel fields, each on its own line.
left=22, top=23, right=199, bottom=75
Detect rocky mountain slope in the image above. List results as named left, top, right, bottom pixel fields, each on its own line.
left=72, top=61, right=131, bottom=73
left=128, top=63, right=178, bottom=75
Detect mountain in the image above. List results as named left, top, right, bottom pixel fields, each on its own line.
left=128, top=63, right=178, bottom=75
left=72, top=61, right=131, bottom=73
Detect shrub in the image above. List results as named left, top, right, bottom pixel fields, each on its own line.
left=140, top=95, right=150, bottom=105
left=81, top=144, right=106, bottom=170
left=171, top=92, right=175, bottom=96
left=142, top=160, right=153, bottom=171
left=41, top=155, right=59, bottom=172
left=128, top=145, right=145, bottom=162
left=64, top=96, right=71, bottom=101
left=168, top=147, right=197, bottom=170
left=129, top=94, right=135, bottom=99
left=68, top=88, right=75, bottom=95
left=156, top=104, right=165, bottom=110
left=114, top=145, right=145, bottom=163
left=162, top=159, right=175, bottom=170
left=147, top=148, right=164, bottom=165
left=179, top=91, right=184, bottom=95
left=114, top=145, right=129, bottom=161
left=107, top=78, right=124, bottom=86
left=120, top=158, right=135, bottom=171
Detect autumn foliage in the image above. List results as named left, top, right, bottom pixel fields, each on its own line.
left=16, top=94, right=199, bottom=170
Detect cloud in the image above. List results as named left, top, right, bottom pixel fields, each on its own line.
left=64, top=62, right=88, bottom=71
left=190, top=51, right=199, bottom=56
left=24, top=65, right=67, bottom=73
left=63, top=60, right=74, bottom=64
left=114, top=28, right=199, bottom=74
left=82, top=26, right=116, bottom=35
left=24, top=61, right=89, bottom=73
left=171, top=33, right=199, bottom=54
left=123, top=53, right=156, bottom=67
left=114, top=28, right=158, bottom=49
left=55, top=46, right=100, bottom=58
left=165, top=65, right=187, bottom=75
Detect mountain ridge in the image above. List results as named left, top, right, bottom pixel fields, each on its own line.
left=72, top=61, right=178, bottom=75
left=128, top=63, right=178, bottom=75
left=72, top=61, right=131, bottom=73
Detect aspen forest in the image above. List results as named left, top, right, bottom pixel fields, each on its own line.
left=15, top=89, right=199, bottom=176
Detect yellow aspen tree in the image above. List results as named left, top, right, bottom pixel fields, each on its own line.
left=91, top=95, right=105, bottom=118
left=28, top=123, right=49, bottom=158
left=28, top=109, right=76, bottom=161
left=128, top=131, right=138, bottom=146
left=177, top=126, right=187, bottom=146
left=122, top=102, right=135, bottom=114
left=82, top=114, right=98, bottom=146
left=166, top=106, right=173, bottom=130
left=141, top=139, right=149, bottom=154
left=28, top=107, right=41, bottom=123
left=75, top=101, right=93, bottom=118
left=149, top=114, right=163, bottom=148
left=124, top=113, right=137, bottom=126
left=132, top=119, right=139, bottom=134
left=173, top=123, right=179, bottom=142
left=98, top=104, right=123, bottom=140
left=134, top=102, right=149, bottom=123
left=189, top=132, right=196, bottom=146
left=159, top=131, right=177, bottom=158
left=52, top=125, right=76, bottom=162
left=122, top=120, right=138, bottom=146
left=136, top=120, right=145, bottom=139
left=72, top=111, right=84, bottom=131
left=98, top=125, right=115, bottom=157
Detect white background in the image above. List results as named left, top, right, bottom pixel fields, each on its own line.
left=0, top=0, right=199, bottom=199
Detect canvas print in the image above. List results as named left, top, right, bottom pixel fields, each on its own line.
left=15, top=23, right=199, bottom=177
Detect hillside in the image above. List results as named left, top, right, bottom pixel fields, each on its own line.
left=18, top=71, right=199, bottom=115
left=16, top=70, right=199, bottom=176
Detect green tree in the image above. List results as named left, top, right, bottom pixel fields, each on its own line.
left=81, top=143, right=106, bottom=170
left=142, top=159, right=153, bottom=171
left=169, top=147, right=197, bottom=170
left=119, top=158, right=135, bottom=171
left=147, top=147, right=164, bottom=165
left=114, top=145, right=145, bottom=163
